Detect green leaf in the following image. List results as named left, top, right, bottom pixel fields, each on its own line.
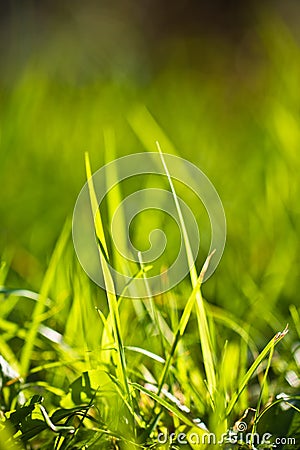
left=70, top=372, right=93, bottom=405
left=8, top=395, right=43, bottom=425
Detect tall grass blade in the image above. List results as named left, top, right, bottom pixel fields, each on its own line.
left=103, top=127, right=130, bottom=273
left=85, top=153, right=131, bottom=403
left=20, top=220, right=70, bottom=377
left=157, top=143, right=217, bottom=399
left=85, top=153, right=109, bottom=260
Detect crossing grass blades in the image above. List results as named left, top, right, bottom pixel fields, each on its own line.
left=0, top=149, right=299, bottom=450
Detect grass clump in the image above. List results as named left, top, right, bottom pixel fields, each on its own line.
left=0, top=145, right=298, bottom=450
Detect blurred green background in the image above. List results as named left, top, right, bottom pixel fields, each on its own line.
left=1, top=1, right=300, bottom=339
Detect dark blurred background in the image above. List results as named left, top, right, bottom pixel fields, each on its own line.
left=1, top=0, right=298, bottom=83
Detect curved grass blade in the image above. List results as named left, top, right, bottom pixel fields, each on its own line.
left=226, top=325, right=289, bottom=417
left=158, top=144, right=216, bottom=399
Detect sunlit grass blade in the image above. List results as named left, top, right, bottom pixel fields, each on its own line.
left=158, top=143, right=216, bottom=399
left=0, top=260, right=9, bottom=286
left=157, top=252, right=215, bottom=396
left=137, top=251, right=166, bottom=355
left=125, top=346, right=165, bottom=364
left=100, top=267, right=146, bottom=364
left=290, top=305, right=300, bottom=339
left=85, top=152, right=109, bottom=260
left=96, top=306, right=116, bottom=367
left=85, top=153, right=131, bottom=403
left=0, top=287, right=52, bottom=305
left=226, top=325, right=289, bottom=417
left=128, top=105, right=177, bottom=154
left=250, top=344, right=274, bottom=441
left=20, top=219, right=70, bottom=377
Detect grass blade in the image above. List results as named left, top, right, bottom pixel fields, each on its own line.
left=20, top=220, right=70, bottom=377
left=250, top=344, right=274, bottom=441
left=157, top=252, right=215, bottom=395
left=128, top=105, right=177, bottom=155
left=85, top=153, right=131, bottom=403
left=226, top=325, right=289, bottom=417
left=157, top=143, right=217, bottom=399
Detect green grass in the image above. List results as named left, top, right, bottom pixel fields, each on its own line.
left=0, top=11, right=300, bottom=450
left=0, top=149, right=298, bottom=449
